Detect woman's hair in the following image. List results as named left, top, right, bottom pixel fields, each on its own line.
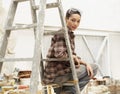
left=66, top=8, right=81, bottom=19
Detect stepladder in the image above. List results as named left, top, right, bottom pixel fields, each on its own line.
left=0, top=0, right=81, bottom=94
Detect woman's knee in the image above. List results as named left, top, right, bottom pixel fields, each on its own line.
left=90, top=63, right=98, bottom=75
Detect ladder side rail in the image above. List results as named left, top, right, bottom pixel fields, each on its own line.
left=0, top=1, right=18, bottom=72
left=40, top=55, right=44, bottom=82
left=30, top=0, right=37, bottom=37
left=30, top=0, right=47, bottom=94
left=57, top=0, right=81, bottom=93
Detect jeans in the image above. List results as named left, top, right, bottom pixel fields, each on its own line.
left=54, top=63, right=98, bottom=94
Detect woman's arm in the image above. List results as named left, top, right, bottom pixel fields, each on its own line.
left=80, top=60, right=94, bottom=78
left=73, top=55, right=94, bottom=78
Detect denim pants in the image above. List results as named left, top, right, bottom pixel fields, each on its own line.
left=54, top=63, right=98, bottom=94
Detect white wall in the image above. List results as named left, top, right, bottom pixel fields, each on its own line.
left=62, top=0, right=120, bottom=31
left=0, top=0, right=6, bottom=31
left=109, top=34, right=120, bottom=79
left=3, top=0, right=120, bottom=31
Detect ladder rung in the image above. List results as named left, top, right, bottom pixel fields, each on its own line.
left=0, top=57, right=33, bottom=62
left=42, top=81, right=76, bottom=89
left=63, top=80, right=78, bottom=86
left=6, top=24, right=64, bottom=35
left=42, top=58, right=69, bottom=62
left=13, top=0, right=29, bottom=2
left=62, top=80, right=78, bottom=86
left=44, top=28, right=64, bottom=35
left=6, top=24, right=37, bottom=30
left=63, top=83, right=75, bottom=86
left=33, top=2, right=59, bottom=10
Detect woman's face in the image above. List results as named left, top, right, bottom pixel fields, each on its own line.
left=66, top=14, right=81, bottom=31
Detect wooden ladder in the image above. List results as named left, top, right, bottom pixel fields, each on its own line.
left=0, top=0, right=81, bottom=94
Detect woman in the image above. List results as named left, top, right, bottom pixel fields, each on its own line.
left=43, top=8, right=98, bottom=94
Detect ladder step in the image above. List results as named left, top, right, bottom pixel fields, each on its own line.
left=63, top=83, right=75, bottom=86
left=0, top=57, right=69, bottom=62
left=0, top=58, right=69, bottom=62
left=42, top=58, right=69, bottom=62
left=6, top=24, right=64, bottom=35
left=33, top=2, right=59, bottom=10
left=6, top=24, right=37, bottom=30
left=0, top=57, right=33, bottom=62
left=44, top=28, right=64, bottom=35
left=13, top=0, right=29, bottom=2
left=63, top=80, right=78, bottom=86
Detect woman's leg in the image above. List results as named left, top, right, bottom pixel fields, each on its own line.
left=62, top=63, right=98, bottom=94
left=54, top=63, right=98, bottom=94
left=77, top=63, right=98, bottom=90
left=54, top=74, right=72, bottom=94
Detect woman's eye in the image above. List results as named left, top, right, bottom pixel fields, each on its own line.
left=71, top=19, right=76, bottom=22
left=77, top=20, right=80, bottom=23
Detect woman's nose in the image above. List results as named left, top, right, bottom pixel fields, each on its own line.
left=74, top=22, right=78, bottom=26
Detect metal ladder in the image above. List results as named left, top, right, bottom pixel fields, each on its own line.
left=0, top=0, right=81, bottom=94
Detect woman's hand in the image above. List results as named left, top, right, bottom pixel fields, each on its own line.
left=86, top=63, right=94, bottom=78
left=73, top=55, right=80, bottom=68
